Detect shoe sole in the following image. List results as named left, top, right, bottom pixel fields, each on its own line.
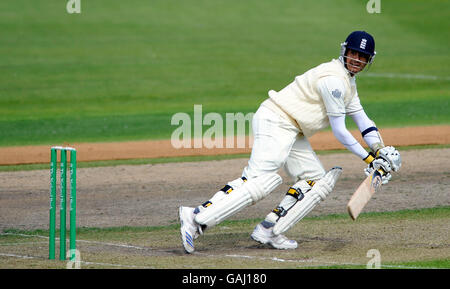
left=179, top=207, right=195, bottom=254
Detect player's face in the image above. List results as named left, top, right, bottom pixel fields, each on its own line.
left=345, top=49, right=369, bottom=74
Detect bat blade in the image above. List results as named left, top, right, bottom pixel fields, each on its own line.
left=347, top=169, right=383, bottom=220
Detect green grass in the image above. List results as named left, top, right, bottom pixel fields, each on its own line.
left=0, top=0, right=449, bottom=146
left=0, top=152, right=252, bottom=172
left=5, top=206, right=448, bottom=236
left=307, top=258, right=450, bottom=269
left=2, top=207, right=448, bottom=269
left=308, top=206, right=450, bottom=222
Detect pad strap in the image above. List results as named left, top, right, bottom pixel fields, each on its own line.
left=195, top=174, right=282, bottom=227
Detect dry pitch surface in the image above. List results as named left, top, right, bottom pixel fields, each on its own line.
left=0, top=148, right=449, bottom=268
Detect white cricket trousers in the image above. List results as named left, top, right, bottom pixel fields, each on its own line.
left=242, top=104, right=326, bottom=182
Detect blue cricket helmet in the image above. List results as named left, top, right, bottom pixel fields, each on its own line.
left=341, top=31, right=376, bottom=64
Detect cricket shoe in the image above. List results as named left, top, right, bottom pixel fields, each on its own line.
left=251, top=223, right=298, bottom=250
left=179, top=206, right=202, bottom=253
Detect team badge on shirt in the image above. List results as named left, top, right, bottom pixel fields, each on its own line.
left=332, top=89, right=342, bottom=98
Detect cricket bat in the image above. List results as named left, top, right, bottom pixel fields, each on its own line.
left=347, top=168, right=384, bottom=220
left=347, top=119, right=387, bottom=220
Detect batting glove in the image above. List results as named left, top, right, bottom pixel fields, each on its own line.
left=363, top=153, right=392, bottom=185
left=376, top=146, right=401, bottom=172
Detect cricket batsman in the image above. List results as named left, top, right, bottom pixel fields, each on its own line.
left=179, top=31, right=402, bottom=253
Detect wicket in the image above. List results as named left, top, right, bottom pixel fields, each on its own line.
left=49, top=146, right=77, bottom=261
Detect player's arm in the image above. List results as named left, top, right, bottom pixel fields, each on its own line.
left=329, top=113, right=397, bottom=184
left=346, top=96, right=384, bottom=154
left=317, top=77, right=369, bottom=159
left=326, top=115, right=395, bottom=185
left=328, top=115, right=370, bottom=159
left=318, top=77, right=400, bottom=184
left=346, top=97, right=402, bottom=181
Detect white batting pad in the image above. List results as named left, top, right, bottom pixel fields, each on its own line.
left=273, top=167, right=342, bottom=235
left=195, top=173, right=282, bottom=227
